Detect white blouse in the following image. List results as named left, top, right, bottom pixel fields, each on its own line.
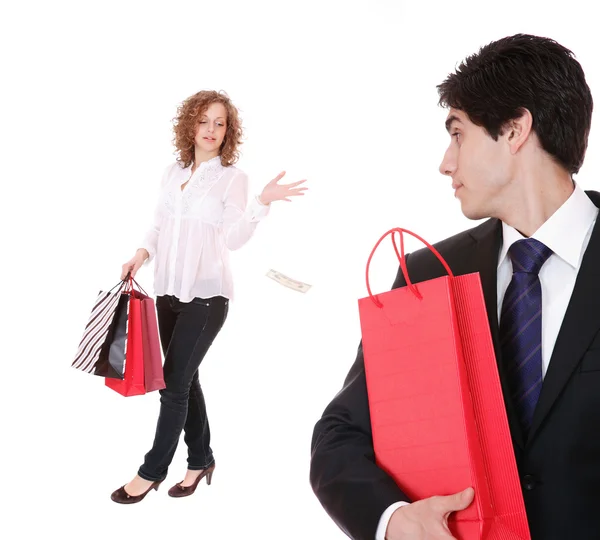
left=140, top=156, right=270, bottom=302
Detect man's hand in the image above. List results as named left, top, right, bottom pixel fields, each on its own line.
left=386, top=487, right=474, bottom=539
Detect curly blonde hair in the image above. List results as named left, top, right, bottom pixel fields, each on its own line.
left=172, top=90, right=243, bottom=168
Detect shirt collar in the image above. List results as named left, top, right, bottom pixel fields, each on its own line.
left=498, top=183, right=598, bottom=270
left=184, top=155, right=223, bottom=173
left=201, top=155, right=223, bottom=168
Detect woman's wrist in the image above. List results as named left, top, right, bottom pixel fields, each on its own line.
left=257, top=194, right=270, bottom=206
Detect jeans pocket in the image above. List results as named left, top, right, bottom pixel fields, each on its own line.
left=191, top=297, right=211, bottom=307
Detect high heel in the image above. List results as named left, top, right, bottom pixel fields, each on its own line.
left=111, top=480, right=162, bottom=504
left=168, top=464, right=215, bottom=498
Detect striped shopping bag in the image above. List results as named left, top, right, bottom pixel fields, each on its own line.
left=71, top=279, right=129, bottom=378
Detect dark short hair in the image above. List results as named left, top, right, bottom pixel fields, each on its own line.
left=437, top=34, right=593, bottom=174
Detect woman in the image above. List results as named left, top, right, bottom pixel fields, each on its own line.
left=111, top=90, right=307, bottom=504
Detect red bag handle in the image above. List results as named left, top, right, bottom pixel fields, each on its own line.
left=366, top=227, right=454, bottom=308
left=122, top=272, right=149, bottom=297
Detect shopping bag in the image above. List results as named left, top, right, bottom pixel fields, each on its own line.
left=105, top=281, right=146, bottom=397
left=359, top=228, right=530, bottom=539
left=95, top=291, right=130, bottom=379
left=72, top=279, right=128, bottom=378
left=140, top=297, right=166, bottom=392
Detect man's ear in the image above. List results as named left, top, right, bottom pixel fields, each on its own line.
left=504, top=108, right=534, bottom=155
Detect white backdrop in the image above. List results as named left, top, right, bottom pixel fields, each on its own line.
left=1, top=1, right=598, bottom=538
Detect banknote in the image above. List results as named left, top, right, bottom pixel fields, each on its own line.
left=266, top=269, right=312, bottom=293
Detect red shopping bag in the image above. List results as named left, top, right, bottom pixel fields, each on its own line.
left=140, top=297, right=166, bottom=392
left=105, top=282, right=146, bottom=397
left=359, top=228, right=530, bottom=539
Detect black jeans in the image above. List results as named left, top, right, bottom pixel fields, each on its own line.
left=137, top=294, right=229, bottom=482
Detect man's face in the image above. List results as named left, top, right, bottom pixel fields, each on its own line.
left=439, top=108, right=512, bottom=220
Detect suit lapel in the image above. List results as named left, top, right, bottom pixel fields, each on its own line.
left=470, top=219, right=526, bottom=449
left=529, top=196, right=600, bottom=443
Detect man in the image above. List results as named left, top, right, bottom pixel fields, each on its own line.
left=310, top=34, right=597, bottom=540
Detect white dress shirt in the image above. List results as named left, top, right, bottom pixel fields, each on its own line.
left=375, top=183, right=598, bottom=539
left=140, top=156, right=270, bottom=303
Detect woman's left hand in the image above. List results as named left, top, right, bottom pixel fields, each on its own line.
left=259, top=171, right=308, bottom=205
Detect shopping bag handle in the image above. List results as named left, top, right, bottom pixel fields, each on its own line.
left=130, top=275, right=149, bottom=296
left=111, top=272, right=149, bottom=297
left=124, top=272, right=149, bottom=297
left=108, top=276, right=130, bottom=294
left=366, top=227, right=454, bottom=307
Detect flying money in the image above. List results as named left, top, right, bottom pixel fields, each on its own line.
left=266, top=269, right=312, bottom=293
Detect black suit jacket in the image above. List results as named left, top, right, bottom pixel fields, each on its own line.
left=310, top=191, right=600, bottom=540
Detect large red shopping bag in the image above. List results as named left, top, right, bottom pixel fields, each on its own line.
left=105, top=283, right=146, bottom=397
left=140, top=296, right=166, bottom=392
left=359, top=228, right=530, bottom=539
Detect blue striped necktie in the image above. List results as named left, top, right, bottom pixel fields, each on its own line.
left=500, top=238, right=553, bottom=436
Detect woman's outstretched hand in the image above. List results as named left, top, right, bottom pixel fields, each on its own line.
left=259, top=171, right=308, bottom=205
